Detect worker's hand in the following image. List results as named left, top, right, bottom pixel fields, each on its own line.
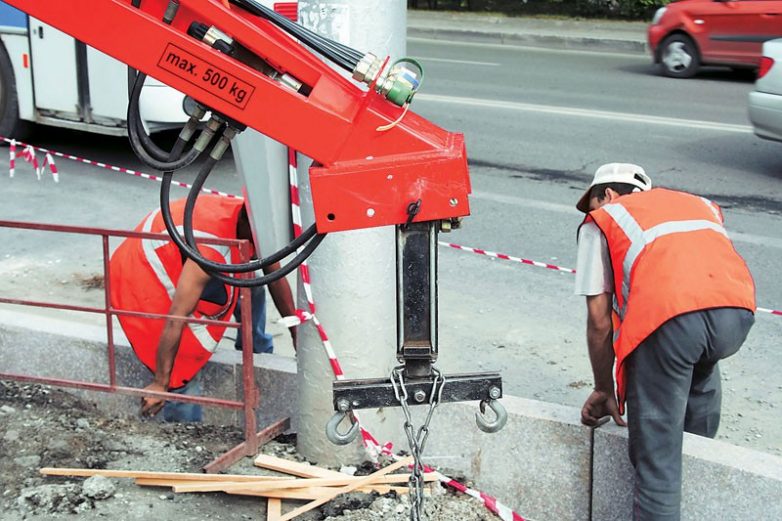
left=140, top=382, right=167, bottom=418
left=581, top=389, right=626, bottom=427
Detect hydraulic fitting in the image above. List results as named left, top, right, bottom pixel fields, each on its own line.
left=353, top=55, right=424, bottom=107
left=352, top=53, right=383, bottom=84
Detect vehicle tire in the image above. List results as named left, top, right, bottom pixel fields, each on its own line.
left=0, top=43, right=32, bottom=141
left=659, top=34, right=700, bottom=79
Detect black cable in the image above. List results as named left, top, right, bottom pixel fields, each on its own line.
left=126, top=71, right=202, bottom=171
left=160, top=169, right=325, bottom=287
left=180, top=148, right=320, bottom=272
left=231, top=0, right=363, bottom=71
left=126, top=0, right=200, bottom=171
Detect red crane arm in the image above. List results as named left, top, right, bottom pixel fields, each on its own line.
left=6, top=0, right=471, bottom=233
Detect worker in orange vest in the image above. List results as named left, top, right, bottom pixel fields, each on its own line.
left=574, top=163, right=755, bottom=521
left=110, top=195, right=296, bottom=421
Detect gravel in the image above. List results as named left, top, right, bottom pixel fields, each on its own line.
left=0, top=380, right=492, bottom=520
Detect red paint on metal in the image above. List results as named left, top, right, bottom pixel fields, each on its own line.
left=273, top=2, right=298, bottom=22
left=3, top=0, right=471, bottom=232
left=0, top=219, right=288, bottom=473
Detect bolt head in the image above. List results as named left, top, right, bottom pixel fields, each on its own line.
left=489, top=386, right=501, bottom=400
left=336, top=398, right=350, bottom=412
left=413, top=390, right=427, bottom=403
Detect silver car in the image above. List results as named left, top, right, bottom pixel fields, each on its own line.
left=749, top=39, right=782, bottom=143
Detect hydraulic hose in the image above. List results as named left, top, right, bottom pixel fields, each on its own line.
left=231, top=0, right=363, bottom=72
left=159, top=130, right=327, bottom=287
left=181, top=142, right=319, bottom=273
left=126, top=0, right=201, bottom=171
left=161, top=169, right=326, bottom=288
left=126, top=71, right=203, bottom=171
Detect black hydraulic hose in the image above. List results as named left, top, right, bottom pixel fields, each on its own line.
left=127, top=72, right=202, bottom=171
left=231, top=0, right=363, bottom=71
left=180, top=153, right=319, bottom=273
left=160, top=169, right=326, bottom=287
left=128, top=71, right=177, bottom=163
left=126, top=0, right=200, bottom=171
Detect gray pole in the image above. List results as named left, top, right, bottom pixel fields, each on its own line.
left=296, top=0, right=407, bottom=465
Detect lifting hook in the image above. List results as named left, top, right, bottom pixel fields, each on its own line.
left=475, top=398, right=508, bottom=433
left=325, top=403, right=360, bottom=445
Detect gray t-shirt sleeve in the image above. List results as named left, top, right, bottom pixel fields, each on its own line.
left=574, top=221, right=614, bottom=296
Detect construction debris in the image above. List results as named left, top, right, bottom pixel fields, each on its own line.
left=1, top=381, right=493, bottom=520
left=40, top=455, right=437, bottom=520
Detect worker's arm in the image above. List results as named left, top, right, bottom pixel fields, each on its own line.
left=580, top=293, right=626, bottom=427
left=262, top=261, right=297, bottom=349
left=141, top=259, right=211, bottom=417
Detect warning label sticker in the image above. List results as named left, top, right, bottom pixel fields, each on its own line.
left=157, top=43, right=254, bottom=109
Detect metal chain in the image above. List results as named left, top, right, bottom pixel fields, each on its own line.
left=390, top=366, right=446, bottom=521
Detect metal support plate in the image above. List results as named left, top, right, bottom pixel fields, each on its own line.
left=332, top=371, right=502, bottom=411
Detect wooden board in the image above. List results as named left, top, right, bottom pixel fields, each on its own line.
left=40, top=468, right=286, bottom=482
left=172, top=472, right=436, bottom=493
left=253, top=454, right=346, bottom=479
left=225, top=485, right=411, bottom=500
left=267, top=498, right=282, bottom=521
left=134, top=478, right=409, bottom=498
left=278, top=456, right=415, bottom=521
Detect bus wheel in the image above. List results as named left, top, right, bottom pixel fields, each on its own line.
left=0, top=43, right=32, bottom=142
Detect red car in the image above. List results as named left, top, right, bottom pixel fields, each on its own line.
left=648, top=0, right=782, bottom=78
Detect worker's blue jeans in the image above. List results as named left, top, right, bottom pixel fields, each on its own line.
left=162, top=374, right=203, bottom=423
left=625, top=307, right=754, bottom=521
left=234, top=285, right=273, bottom=354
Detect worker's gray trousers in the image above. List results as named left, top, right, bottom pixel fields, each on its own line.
left=624, top=307, right=755, bottom=521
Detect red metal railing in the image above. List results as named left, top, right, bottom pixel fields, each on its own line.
left=0, top=219, right=288, bottom=473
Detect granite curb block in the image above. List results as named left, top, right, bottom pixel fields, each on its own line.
left=408, top=26, right=648, bottom=54
left=2, top=315, right=781, bottom=520
left=593, top=423, right=782, bottom=520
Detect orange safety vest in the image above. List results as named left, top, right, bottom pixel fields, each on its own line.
left=583, top=188, right=755, bottom=413
left=110, top=196, right=245, bottom=389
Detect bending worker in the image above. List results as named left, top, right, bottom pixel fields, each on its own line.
left=574, top=163, right=755, bottom=520
left=110, top=195, right=296, bottom=420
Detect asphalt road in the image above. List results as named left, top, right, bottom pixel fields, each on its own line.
left=407, top=38, right=782, bottom=455
left=1, top=38, right=780, bottom=454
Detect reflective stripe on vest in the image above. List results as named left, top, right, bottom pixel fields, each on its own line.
left=601, top=202, right=728, bottom=320
left=140, top=211, right=232, bottom=354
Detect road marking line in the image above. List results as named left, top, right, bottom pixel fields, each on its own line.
left=408, top=36, right=646, bottom=59
left=417, top=93, right=753, bottom=134
left=471, top=190, right=782, bottom=249
left=412, top=56, right=500, bottom=66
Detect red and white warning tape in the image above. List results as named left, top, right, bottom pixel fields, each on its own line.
left=8, top=139, right=59, bottom=182
left=434, top=471, right=527, bottom=521
left=1, top=136, right=238, bottom=198
left=285, top=148, right=395, bottom=461
left=440, top=241, right=575, bottom=274
left=440, top=241, right=782, bottom=317
left=5, top=135, right=782, bottom=319
left=11, top=136, right=779, bottom=519
left=285, top=148, right=524, bottom=520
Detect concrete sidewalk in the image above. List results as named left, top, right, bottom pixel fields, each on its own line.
left=407, top=10, right=649, bottom=54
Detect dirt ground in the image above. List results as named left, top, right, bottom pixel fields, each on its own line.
left=0, top=380, right=495, bottom=521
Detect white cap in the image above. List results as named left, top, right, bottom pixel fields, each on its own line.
left=576, top=163, right=652, bottom=213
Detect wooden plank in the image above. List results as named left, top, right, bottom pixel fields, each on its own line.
left=173, top=472, right=436, bottom=493
left=253, top=454, right=345, bottom=479
left=41, top=468, right=287, bottom=482
left=267, top=498, right=282, bottom=521
left=278, top=456, right=415, bottom=521
left=134, top=479, right=410, bottom=499
left=224, top=485, right=410, bottom=500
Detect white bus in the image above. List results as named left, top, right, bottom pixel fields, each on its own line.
left=0, top=1, right=298, bottom=140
